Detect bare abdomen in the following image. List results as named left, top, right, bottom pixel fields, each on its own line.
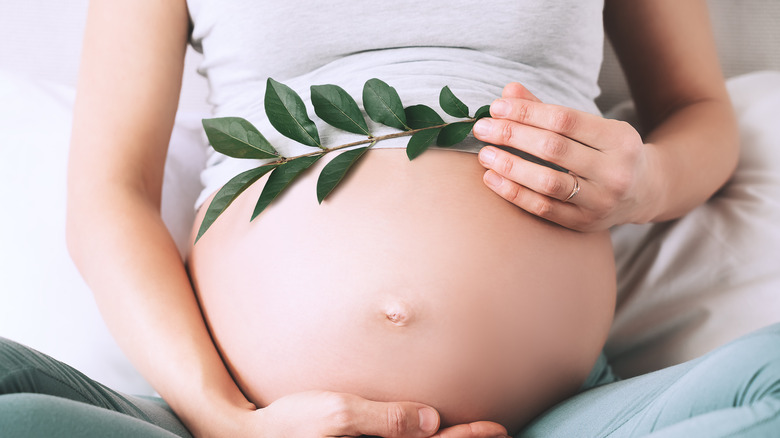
left=188, top=149, right=616, bottom=433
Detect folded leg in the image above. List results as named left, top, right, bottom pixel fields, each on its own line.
left=0, top=337, right=190, bottom=437
left=520, top=323, right=780, bottom=437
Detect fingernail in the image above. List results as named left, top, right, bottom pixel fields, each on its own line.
left=473, top=118, right=492, bottom=137
left=491, top=99, right=510, bottom=117
left=479, top=147, right=496, bottom=165
left=484, top=171, right=503, bottom=187
left=418, top=407, right=438, bottom=433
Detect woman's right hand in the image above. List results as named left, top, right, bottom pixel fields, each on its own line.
left=226, top=390, right=508, bottom=438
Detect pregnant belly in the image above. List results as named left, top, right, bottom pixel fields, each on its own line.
left=187, top=149, right=616, bottom=433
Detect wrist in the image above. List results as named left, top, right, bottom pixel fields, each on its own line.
left=633, top=142, right=669, bottom=224
left=167, top=387, right=257, bottom=438
left=188, top=399, right=258, bottom=438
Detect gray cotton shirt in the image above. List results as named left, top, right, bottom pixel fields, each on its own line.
left=187, top=0, right=605, bottom=207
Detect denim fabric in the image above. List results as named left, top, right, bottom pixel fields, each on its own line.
left=520, top=324, right=780, bottom=437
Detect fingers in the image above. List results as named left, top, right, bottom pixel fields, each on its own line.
left=341, top=395, right=440, bottom=438
left=478, top=146, right=591, bottom=204
left=473, top=119, right=601, bottom=179
left=501, top=82, right=541, bottom=103
left=483, top=96, right=620, bottom=148
left=481, top=169, right=590, bottom=231
left=432, top=421, right=509, bottom=438
left=262, top=391, right=441, bottom=438
left=321, top=393, right=509, bottom=438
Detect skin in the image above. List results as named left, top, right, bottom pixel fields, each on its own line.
left=66, top=0, right=736, bottom=436
left=188, top=148, right=616, bottom=435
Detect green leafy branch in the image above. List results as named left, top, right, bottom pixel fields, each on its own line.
left=195, top=77, right=491, bottom=243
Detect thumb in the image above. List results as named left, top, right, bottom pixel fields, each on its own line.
left=502, top=82, right=542, bottom=103
left=347, top=399, right=440, bottom=438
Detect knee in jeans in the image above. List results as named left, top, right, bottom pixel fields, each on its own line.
left=714, top=325, right=780, bottom=397
left=730, top=324, right=780, bottom=361
left=0, top=393, right=55, bottom=415
left=0, top=337, right=61, bottom=395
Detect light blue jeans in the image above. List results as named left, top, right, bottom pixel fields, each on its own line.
left=521, top=323, right=780, bottom=437
left=2, top=324, right=779, bottom=437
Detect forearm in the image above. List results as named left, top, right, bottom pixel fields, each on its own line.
left=66, top=188, right=254, bottom=437
left=603, top=0, right=739, bottom=224
left=643, top=96, right=739, bottom=222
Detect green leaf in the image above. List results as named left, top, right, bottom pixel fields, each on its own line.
left=311, top=84, right=371, bottom=136
left=195, top=164, right=278, bottom=243
left=363, top=78, right=409, bottom=130
left=437, top=121, right=475, bottom=147
left=404, top=104, right=445, bottom=129
left=265, top=78, right=321, bottom=148
left=253, top=155, right=322, bottom=219
left=474, top=104, right=491, bottom=120
left=202, top=117, right=280, bottom=159
left=316, top=146, right=370, bottom=203
left=439, top=86, right=470, bottom=118
left=406, top=128, right=441, bottom=160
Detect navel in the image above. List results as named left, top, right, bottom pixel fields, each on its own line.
left=383, top=301, right=414, bottom=327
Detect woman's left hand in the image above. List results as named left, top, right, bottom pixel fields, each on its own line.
left=473, top=83, right=661, bottom=232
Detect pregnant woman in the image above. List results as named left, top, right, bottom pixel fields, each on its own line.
left=186, top=0, right=619, bottom=428
left=2, top=0, right=778, bottom=437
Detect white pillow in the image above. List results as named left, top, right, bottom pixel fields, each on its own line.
left=0, top=70, right=207, bottom=395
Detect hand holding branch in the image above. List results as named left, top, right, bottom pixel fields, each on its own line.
left=474, top=83, right=661, bottom=232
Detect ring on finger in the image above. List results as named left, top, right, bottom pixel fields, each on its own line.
left=564, top=172, right=580, bottom=202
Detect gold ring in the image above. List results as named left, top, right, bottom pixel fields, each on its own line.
left=564, top=172, right=580, bottom=202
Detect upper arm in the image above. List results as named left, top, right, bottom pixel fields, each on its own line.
left=603, top=0, right=729, bottom=130
left=68, top=0, right=190, bottom=208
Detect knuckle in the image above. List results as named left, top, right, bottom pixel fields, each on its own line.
left=506, top=183, right=523, bottom=205
left=497, top=153, right=516, bottom=176
left=614, top=119, right=632, bottom=132
left=609, top=169, right=633, bottom=197
left=550, top=108, right=577, bottom=134
left=570, top=210, right=596, bottom=232
left=592, top=202, right=612, bottom=222
left=386, top=404, right=408, bottom=436
left=514, top=100, right=532, bottom=123
left=540, top=170, right=566, bottom=196
left=326, top=394, right=354, bottom=429
left=616, top=120, right=640, bottom=139
left=614, top=121, right=643, bottom=155
left=497, top=178, right=521, bottom=205
left=531, top=197, right=554, bottom=217
left=540, top=133, right=568, bottom=160
left=498, top=120, right=516, bottom=144
left=593, top=197, right=612, bottom=216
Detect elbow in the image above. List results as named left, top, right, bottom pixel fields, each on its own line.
left=720, top=100, right=741, bottom=189
left=725, top=137, right=740, bottom=187
left=65, top=193, right=89, bottom=269
left=64, top=174, right=104, bottom=269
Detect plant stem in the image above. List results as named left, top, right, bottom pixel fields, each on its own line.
left=261, top=118, right=477, bottom=166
